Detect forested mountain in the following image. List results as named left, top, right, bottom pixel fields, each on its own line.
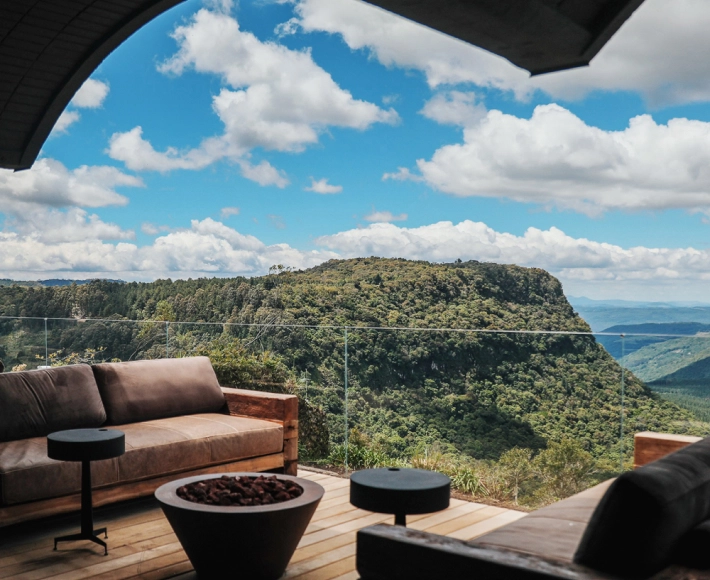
left=0, top=258, right=705, bottom=468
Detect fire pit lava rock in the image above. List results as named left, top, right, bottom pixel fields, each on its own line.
left=155, top=473, right=324, bottom=579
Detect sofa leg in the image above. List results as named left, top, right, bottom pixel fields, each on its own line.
left=265, top=463, right=297, bottom=475
left=283, top=434, right=298, bottom=476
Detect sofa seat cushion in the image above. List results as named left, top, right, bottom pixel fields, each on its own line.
left=0, top=364, right=106, bottom=442
left=0, top=414, right=282, bottom=506
left=115, top=413, right=283, bottom=482
left=469, top=479, right=613, bottom=563
left=0, top=436, right=118, bottom=505
left=92, top=357, right=225, bottom=425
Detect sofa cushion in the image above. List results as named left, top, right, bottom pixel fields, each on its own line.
left=115, top=413, right=283, bottom=482
left=0, top=364, right=106, bottom=443
left=470, top=479, right=613, bottom=563
left=574, top=435, right=710, bottom=579
left=0, top=436, right=118, bottom=505
left=92, top=357, right=225, bottom=425
left=0, top=413, right=283, bottom=505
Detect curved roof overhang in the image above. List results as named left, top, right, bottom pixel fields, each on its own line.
left=0, top=0, right=186, bottom=171
left=0, top=0, right=646, bottom=171
left=366, top=0, right=646, bottom=75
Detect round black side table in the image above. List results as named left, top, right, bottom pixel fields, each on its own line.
left=47, top=428, right=125, bottom=555
left=350, top=467, right=450, bottom=526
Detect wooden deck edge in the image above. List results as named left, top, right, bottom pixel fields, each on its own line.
left=0, top=453, right=284, bottom=528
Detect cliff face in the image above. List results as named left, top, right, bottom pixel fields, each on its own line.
left=0, top=258, right=705, bottom=461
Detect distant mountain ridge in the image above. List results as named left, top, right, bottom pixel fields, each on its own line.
left=569, top=297, right=710, bottom=309
left=596, top=322, right=710, bottom=360
left=569, top=297, right=710, bottom=332
left=0, top=279, right=125, bottom=287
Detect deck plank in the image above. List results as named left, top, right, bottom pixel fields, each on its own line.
left=0, top=469, right=525, bottom=580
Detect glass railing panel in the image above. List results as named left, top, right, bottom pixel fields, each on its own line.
left=3, top=314, right=710, bottom=509
left=46, top=318, right=154, bottom=364
left=335, top=327, right=638, bottom=508
left=0, top=316, right=47, bottom=370
left=162, top=321, right=340, bottom=465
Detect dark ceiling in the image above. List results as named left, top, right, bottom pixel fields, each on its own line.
left=0, top=0, right=646, bottom=171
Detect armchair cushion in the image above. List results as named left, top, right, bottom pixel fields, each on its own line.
left=574, top=435, right=710, bottom=578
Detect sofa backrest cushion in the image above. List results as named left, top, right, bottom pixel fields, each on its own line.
left=574, top=435, right=710, bottom=578
left=92, top=357, right=225, bottom=425
left=0, top=364, right=106, bottom=442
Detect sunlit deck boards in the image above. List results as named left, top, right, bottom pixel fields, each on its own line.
left=0, top=469, right=526, bottom=580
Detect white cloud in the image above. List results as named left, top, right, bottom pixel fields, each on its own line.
left=52, top=111, right=81, bottom=135
left=4, top=214, right=710, bottom=301
left=220, top=206, right=240, bottom=219
left=411, top=104, right=710, bottom=216
left=267, top=214, right=286, bottom=229
left=420, top=91, right=486, bottom=127
left=305, top=177, right=342, bottom=194
left=107, top=127, right=216, bottom=172
left=382, top=167, right=423, bottom=182
left=364, top=210, right=407, bottom=223
left=291, top=0, right=710, bottom=107
left=0, top=158, right=142, bottom=211
left=7, top=208, right=134, bottom=243
left=238, top=159, right=289, bottom=188
left=0, top=218, right=336, bottom=279
left=290, top=0, right=530, bottom=95
left=71, top=79, right=110, bottom=109
left=315, top=220, right=710, bottom=300
left=109, top=8, right=399, bottom=178
left=204, top=0, right=234, bottom=13
left=51, top=79, right=110, bottom=137
left=141, top=223, right=171, bottom=235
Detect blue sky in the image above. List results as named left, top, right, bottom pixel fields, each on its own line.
left=4, top=0, right=710, bottom=301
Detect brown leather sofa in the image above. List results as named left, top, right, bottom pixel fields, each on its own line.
left=357, top=433, right=710, bottom=580
left=0, top=356, right=297, bottom=527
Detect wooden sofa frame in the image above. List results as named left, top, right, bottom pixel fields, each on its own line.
left=0, top=386, right=298, bottom=528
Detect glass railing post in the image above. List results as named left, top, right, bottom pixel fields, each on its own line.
left=166, top=321, right=170, bottom=359
left=620, top=333, right=626, bottom=472
left=344, top=327, right=349, bottom=474
left=44, top=317, right=48, bottom=367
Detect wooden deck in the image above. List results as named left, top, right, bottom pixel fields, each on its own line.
left=0, top=469, right=526, bottom=579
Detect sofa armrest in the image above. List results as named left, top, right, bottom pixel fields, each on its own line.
left=356, top=525, right=599, bottom=580
left=220, top=387, right=298, bottom=475
left=633, top=431, right=702, bottom=468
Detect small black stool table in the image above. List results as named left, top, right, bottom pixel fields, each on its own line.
left=47, top=428, right=125, bottom=555
left=350, top=467, right=450, bottom=526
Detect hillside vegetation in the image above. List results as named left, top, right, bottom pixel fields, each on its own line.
left=0, top=258, right=706, bottom=503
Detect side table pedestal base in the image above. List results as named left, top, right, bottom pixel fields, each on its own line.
left=54, top=528, right=108, bottom=555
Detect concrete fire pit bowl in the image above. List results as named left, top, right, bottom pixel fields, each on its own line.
left=155, top=473, right=324, bottom=579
